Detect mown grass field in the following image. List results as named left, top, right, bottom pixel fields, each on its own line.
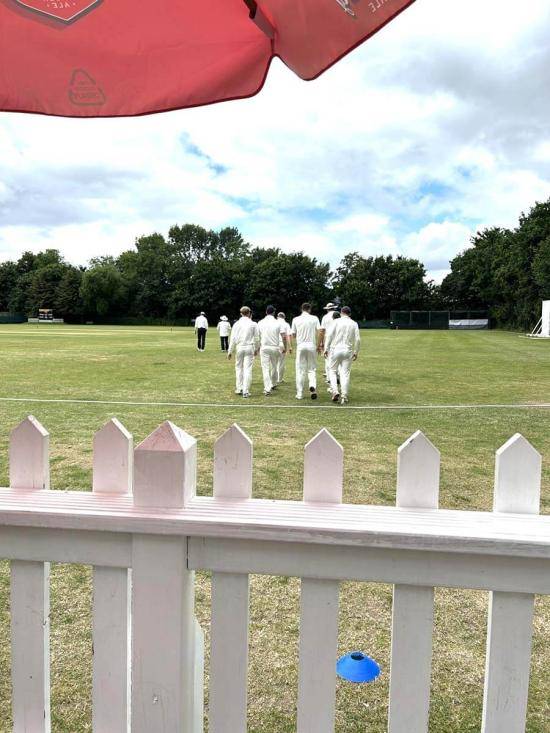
left=0, top=324, right=549, bottom=732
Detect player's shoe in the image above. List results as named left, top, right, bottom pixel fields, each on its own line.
left=340, top=396, right=348, bottom=405
left=309, top=386, right=317, bottom=400
left=332, top=392, right=340, bottom=402
left=295, top=394, right=303, bottom=400
left=235, top=390, right=242, bottom=395
left=264, top=390, right=271, bottom=396
left=243, top=393, right=251, bottom=398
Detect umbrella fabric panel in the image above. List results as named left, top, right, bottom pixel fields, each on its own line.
left=0, top=0, right=416, bottom=117
left=0, top=0, right=271, bottom=116
left=267, top=0, right=417, bottom=80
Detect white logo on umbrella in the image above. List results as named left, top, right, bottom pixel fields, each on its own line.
left=335, top=0, right=356, bottom=17
left=13, top=0, right=102, bottom=23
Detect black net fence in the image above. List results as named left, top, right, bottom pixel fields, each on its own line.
left=390, top=311, right=450, bottom=329
left=0, top=312, right=26, bottom=324
left=390, top=311, right=489, bottom=329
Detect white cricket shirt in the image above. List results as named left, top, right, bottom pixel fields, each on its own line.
left=277, top=318, right=291, bottom=346
left=217, top=321, right=231, bottom=337
left=325, top=315, right=361, bottom=354
left=291, top=312, right=321, bottom=346
left=321, top=311, right=337, bottom=330
left=228, top=316, right=260, bottom=354
left=195, top=315, right=208, bottom=329
left=258, top=314, right=283, bottom=349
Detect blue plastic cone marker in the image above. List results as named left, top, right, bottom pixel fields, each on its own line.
left=336, top=651, right=381, bottom=683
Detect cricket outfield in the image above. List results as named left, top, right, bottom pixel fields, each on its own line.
left=0, top=324, right=548, bottom=732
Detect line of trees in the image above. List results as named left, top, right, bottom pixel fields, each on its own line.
left=1, top=199, right=549, bottom=328
left=0, top=225, right=436, bottom=324
left=440, top=200, right=550, bottom=328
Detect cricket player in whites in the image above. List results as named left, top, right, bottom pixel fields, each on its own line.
left=319, top=301, right=339, bottom=382
left=258, top=305, right=287, bottom=395
left=276, top=311, right=292, bottom=384
left=228, top=306, right=260, bottom=398
left=291, top=303, right=321, bottom=400
left=324, top=305, right=360, bottom=405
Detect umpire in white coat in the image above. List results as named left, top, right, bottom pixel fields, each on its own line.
left=291, top=303, right=321, bottom=400
left=228, top=306, right=260, bottom=398
left=216, top=316, right=231, bottom=351
left=258, top=305, right=287, bottom=395
left=194, top=311, right=208, bottom=351
left=324, top=305, right=360, bottom=405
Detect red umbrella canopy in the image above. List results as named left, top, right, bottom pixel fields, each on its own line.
left=0, top=0, right=416, bottom=117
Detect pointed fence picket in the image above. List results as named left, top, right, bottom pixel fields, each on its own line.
left=92, top=418, right=133, bottom=732
left=9, top=416, right=51, bottom=733
left=132, top=421, right=199, bottom=733
left=209, top=424, right=252, bottom=733
left=0, top=417, right=548, bottom=733
left=481, top=434, right=542, bottom=733
left=389, top=431, right=439, bottom=733
left=297, top=429, right=343, bottom=733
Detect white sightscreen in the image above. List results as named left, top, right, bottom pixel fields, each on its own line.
left=542, top=300, right=550, bottom=337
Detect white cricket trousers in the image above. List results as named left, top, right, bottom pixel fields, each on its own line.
left=260, top=346, right=279, bottom=392
left=328, top=347, right=353, bottom=397
left=276, top=351, right=286, bottom=383
left=295, top=344, right=317, bottom=397
left=235, top=346, right=254, bottom=395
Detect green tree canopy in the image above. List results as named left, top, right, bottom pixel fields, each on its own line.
left=80, top=263, right=126, bottom=317
left=332, top=253, right=433, bottom=320
left=440, top=199, right=550, bottom=327
left=2, top=201, right=548, bottom=327
left=244, top=249, right=330, bottom=318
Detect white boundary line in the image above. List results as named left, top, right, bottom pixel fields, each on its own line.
left=0, top=329, right=184, bottom=336
left=0, top=397, right=548, bottom=411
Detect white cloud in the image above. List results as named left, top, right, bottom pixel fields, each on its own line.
left=403, top=221, right=474, bottom=270
left=1, top=0, right=550, bottom=280
left=533, top=141, right=550, bottom=163
left=327, top=214, right=389, bottom=236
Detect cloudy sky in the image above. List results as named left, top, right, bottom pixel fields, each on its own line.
left=1, top=0, right=550, bottom=282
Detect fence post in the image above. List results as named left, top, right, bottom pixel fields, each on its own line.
left=209, top=424, right=252, bottom=733
left=481, top=434, right=541, bottom=733
left=9, top=415, right=51, bottom=733
left=132, top=421, right=198, bottom=733
left=389, top=430, right=440, bottom=733
left=297, top=428, right=343, bottom=733
left=92, top=418, right=133, bottom=732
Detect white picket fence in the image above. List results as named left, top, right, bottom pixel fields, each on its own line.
left=0, top=415, right=549, bottom=733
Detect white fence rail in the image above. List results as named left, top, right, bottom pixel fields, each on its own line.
left=0, top=416, right=548, bottom=732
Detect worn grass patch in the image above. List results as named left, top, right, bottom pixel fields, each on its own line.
left=0, top=325, right=548, bottom=731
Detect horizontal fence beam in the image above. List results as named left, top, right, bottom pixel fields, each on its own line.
left=0, top=490, right=549, bottom=559
left=2, top=530, right=549, bottom=595
left=188, top=538, right=550, bottom=595
left=0, top=526, right=131, bottom=567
